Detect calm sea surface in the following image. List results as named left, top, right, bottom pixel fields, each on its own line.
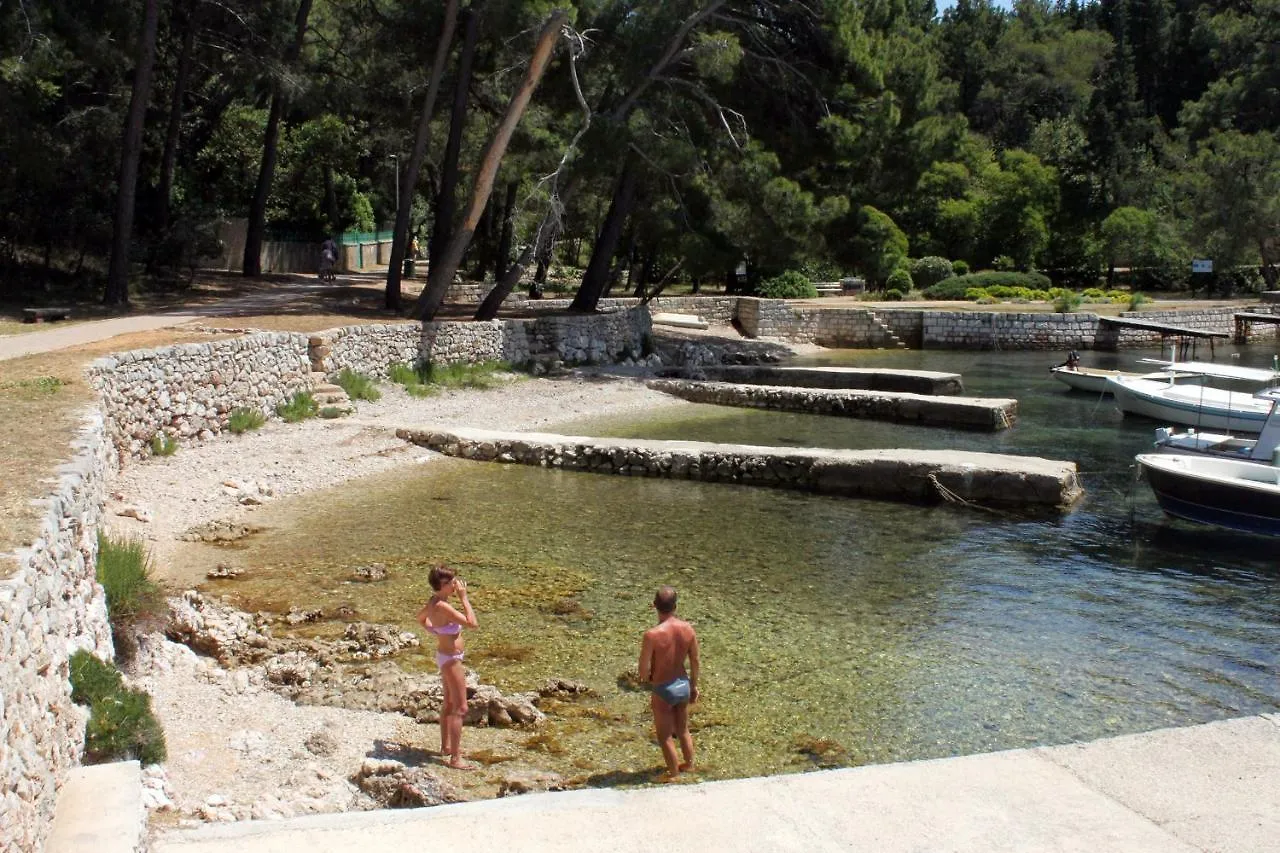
left=213, top=345, right=1280, bottom=782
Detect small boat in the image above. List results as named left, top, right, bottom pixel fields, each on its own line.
left=1137, top=452, right=1280, bottom=536
left=1153, top=390, right=1280, bottom=463
left=1108, top=360, right=1280, bottom=433
left=1050, top=365, right=1141, bottom=394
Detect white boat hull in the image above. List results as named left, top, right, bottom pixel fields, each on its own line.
left=1138, top=453, right=1280, bottom=535
left=1110, top=376, right=1274, bottom=434
left=1050, top=366, right=1133, bottom=394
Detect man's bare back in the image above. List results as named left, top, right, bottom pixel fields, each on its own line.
left=642, top=619, right=697, bottom=686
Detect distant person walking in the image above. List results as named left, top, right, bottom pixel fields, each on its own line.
left=638, top=585, right=700, bottom=781
left=319, top=236, right=338, bottom=282
left=416, top=565, right=478, bottom=769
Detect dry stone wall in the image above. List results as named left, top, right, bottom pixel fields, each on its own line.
left=921, top=311, right=1099, bottom=350
left=1, top=413, right=114, bottom=853
left=89, top=334, right=313, bottom=458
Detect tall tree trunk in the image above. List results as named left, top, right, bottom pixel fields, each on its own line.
left=105, top=0, right=162, bottom=306
left=242, top=0, right=314, bottom=278
left=571, top=156, right=638, bottom=312
left=156, top=0, right=196, bottom=234
left=494, top=179, right=518, bottom=281
left=411, top=11, right=566, bottom=321
left=385, top=0, right=459, bottom=310
left=476, top=241, right=536, bottom=320
left=429, top=4, right=482, bottom=267
left=473, top=190, right=497, bottom=281
left=324, top=165, right=339, bottom=232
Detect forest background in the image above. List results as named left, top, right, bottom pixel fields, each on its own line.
left=0, top=0, right=1276, bottom=318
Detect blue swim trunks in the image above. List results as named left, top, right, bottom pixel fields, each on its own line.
left=653, top=676, right=691, bottom=706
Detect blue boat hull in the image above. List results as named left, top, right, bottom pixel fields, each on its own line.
left=1143, top=462, right=1280, bottom=536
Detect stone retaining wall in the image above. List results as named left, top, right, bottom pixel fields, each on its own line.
left=1, top=413, right=115, bottom=853
left=921, top=311, right=1100, bottom=350
left=398, top=427, right=1082, bottom=509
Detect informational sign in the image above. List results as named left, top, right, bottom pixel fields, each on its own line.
left=1192, top=259, right=1214, bottom=273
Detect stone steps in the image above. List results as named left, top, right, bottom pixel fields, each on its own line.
left=309, top=373, right=354, bottom=414
left=867, top=310, right=909, bottom=349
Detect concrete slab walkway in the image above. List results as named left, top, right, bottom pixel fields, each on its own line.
left=153, top=715, right=1280, bottom=853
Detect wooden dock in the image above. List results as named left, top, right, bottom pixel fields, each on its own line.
left=1233, top=312, right=1280, bottom=344
left=1097, top=316, right=1228, bottom=359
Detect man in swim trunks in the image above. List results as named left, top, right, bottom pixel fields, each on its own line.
left=638, top=585, right=700, bottom=780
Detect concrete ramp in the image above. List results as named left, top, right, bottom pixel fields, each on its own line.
left=152, top=715, right=1280, bottom=853
left=398, top=427, right=1081, bottom=509
left=648, top=379, right=1016, bottom=431
left=650, top=312, right=709, bottom=330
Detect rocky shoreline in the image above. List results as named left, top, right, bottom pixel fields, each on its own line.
left=105, top=339, right=800, bottom=829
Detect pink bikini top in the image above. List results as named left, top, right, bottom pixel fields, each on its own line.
left=425, top=622, right=462, bottom=636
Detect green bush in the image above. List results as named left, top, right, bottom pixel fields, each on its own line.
left=1127, top=292, right=1149, bottom=310
left=909, top=256, right=954, bottom=290
left=227, top=407, right=266, bottom=434
left=885, top=267, right=913, bottom=293
left=924, top=271, right=1053, bottom=300
left=758, top=270, right=818, bottom=299
left=1053, top=291, right=1084, bottom=312
left=388, top=363, right=437, bottom=398
left=965, top=287, right=990, bottom=300
left=992, top=255, right=1017, bottom=271
left=951, top=259, right=970, bottom=276
left=70, top=651, right=167, bottom=765
left=149, top=433, right=177, bottom=456
left=1106, top=289, right=1129, bottom=300
left=1082, top=287, right=1107, bottom=300
left=334, top=369, right=381, bottom=402
left=884, top=288, right=905, bottom=301
left=96, top=534, right=164, bottom=631
left=319, top=406, right=345, bottom=419
left=276, top=391, right=318, bottom=423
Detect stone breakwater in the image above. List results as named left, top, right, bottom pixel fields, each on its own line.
left=686, top=365, right=964, bottom=395
left=647, top=380, right=1017, bottom=431
left=0, top=412, right=115, bottom=853
left=397, top=427, right=1081, bottom=509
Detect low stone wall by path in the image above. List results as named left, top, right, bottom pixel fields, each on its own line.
left=0, top=413, right=115, bottom=852
left=397, top=427, right=1082, bottom=509
left=89, top=334, right=314, bottom=458
left=691, top=366, right=964, bottom=395
left=648, top=380, right=1016, bottom=431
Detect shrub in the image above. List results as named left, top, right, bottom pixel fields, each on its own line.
left=227, top=407, right=266, bottom=434
left=885, top=267, right=913, bottom=293
left=149, top=433, right=177, bottom=457
left=1082, top=287, right=1107, bottom=300
left=1127, top=292, right=1149, bottom=310
left=965, top=287, right=990, bottom=301
left=421, top=360, right=510, bottom=390
left=1105, top=289, right=1129, bottom=301
left=993, top=255, right=1017, bottom=271
left=319, top=406, right=345, bottom=419
left=1053, top=291, right=1084, bottom=312
left=923, top=271, right=1053, bottom=300
left=758, top=270, right=818, bottom=299
left=334, top=369, right=381, bottom=402
left=909, top=256, right=954, bottom=290
left=70, top=651, right=167, bottom=765
left=951, top=259, right=970, bottom=276
left=884, top=288, right=905, bottom=301
left=276, top=391, right=318, bottom=423
left=96, top=534, right=165, bottom=662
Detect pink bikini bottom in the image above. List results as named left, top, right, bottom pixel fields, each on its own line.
left=435, top=650, right=464, bottom=669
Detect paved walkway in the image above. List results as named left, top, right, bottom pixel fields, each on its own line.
left=148, top=714, right=1279, bottom=853
left=0, top=281, right=349, bottom=362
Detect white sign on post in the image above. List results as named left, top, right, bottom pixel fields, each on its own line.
left=1192, top=259, right=1213, bottom=273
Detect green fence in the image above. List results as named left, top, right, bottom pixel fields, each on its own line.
left=340, top=229, right=395, bottom=244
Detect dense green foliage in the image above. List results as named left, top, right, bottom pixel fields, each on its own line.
left=227, top=407, right=266, bottom=434
left=759, top=271, right=817, bottom=299
left=96, top=534, right=164, bottom=632
left=334, top=369, right=381, bottom=402
left=70, top=650, right=167, bottom=765
left=276, top=391, right=318, bottom=423
left=924, top=271, right=1053, bottom=299
left=2, top=0, right=1277, bottom=302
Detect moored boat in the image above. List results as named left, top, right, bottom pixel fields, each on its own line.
left=1108, top=360, right=1280, bottom=433
left=1153, top=390, right=1280, bottom=463
left=1050, top=365, right=1140, bottom=394
left=1137, top=452, right=1280, bottom=536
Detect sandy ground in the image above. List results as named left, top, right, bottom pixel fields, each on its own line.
left=104, top=369, right=699, bottom=828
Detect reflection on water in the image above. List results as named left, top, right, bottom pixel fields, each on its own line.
left=211, top=345, right=1280, bottom=783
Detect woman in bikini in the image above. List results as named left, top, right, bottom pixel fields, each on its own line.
left=416, top=565, right=478, bottom=769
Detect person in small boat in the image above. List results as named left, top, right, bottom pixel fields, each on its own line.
left=416, top=565, right=478, bottom=769
left=638, top=585, right=700, bottom=781
left=1055, top=350, right=1082, bottom=370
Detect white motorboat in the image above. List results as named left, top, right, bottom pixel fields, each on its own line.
left=1153, top=389, right=1280, bottom=463
left=1108, top=360, right=1280, bottom=434
left=1137, top=452, right=1280, bottom=536
left=1050, top=365, right=1140, bottom=394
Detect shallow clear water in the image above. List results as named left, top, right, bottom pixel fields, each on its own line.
left=211, top=345, right=1280, bottom=782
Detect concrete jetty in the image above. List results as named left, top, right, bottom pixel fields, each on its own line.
left=397, top=427, right=1082, bottom=509
left=647, top=379, right=1017, bottom=431
left=682, top=364, right=965, bottom=395
left=151, top=714, right=1280, bottom=853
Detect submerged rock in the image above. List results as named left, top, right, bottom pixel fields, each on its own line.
left=353, top=759, right=463, bottom=808
left=180, top=519, right=262, bottom=543
left=497, top=770, right=565, bottom=797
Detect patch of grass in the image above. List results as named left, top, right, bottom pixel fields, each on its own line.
left=334, top=368, right=381, bottom=402
left=1052, top=291, right=1084, bottom=313
left=70, top=650, right=167, bottom=765
left=420, top=360, right=511, bottom=390
left=318, top=405, right=345, bottom=419
left=388, top=362, right=438, bottom=398
left=276, top=391, right=318, bottom=423
left=0, top=375, right=66, bottom=396
left=150, top=433, right=178, bottom=456
left=227, top=407, right=266, bottom=434
left=96, top=533, right=165, bottom=661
